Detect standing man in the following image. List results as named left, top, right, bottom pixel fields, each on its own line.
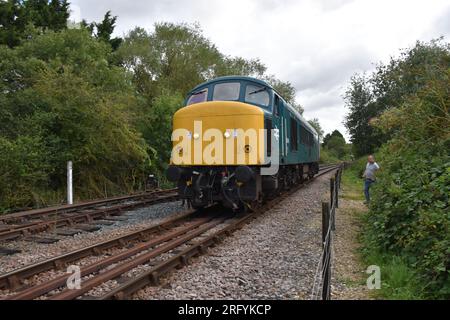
left=363, top=155, right=380, bottom=204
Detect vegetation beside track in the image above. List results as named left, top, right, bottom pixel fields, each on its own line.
left=0, top=2, right=305, bottom=213
left=343, top=39, right=449, bottom=300
left=342, top=164, right=425, bottom=300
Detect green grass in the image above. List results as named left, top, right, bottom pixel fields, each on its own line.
left=342, top=169, right=366, bottom=201
left=343, top=161, right=425, bottom=300
left=362, top=251, right=424, bottom=300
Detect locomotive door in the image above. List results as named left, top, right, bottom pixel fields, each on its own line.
left=272, top=94, right=285, bottom=163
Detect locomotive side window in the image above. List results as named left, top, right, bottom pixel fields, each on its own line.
left=245, top=84, right=270, bottom=107
left=290, top=117, right=298, bottom=151
left=213, top=82, right=241, bottom=101
left=299, top=125, right=305, bottom=145
left=187, top=89, right=208, bottom=106
left=273, top=95, right=280, bottom=116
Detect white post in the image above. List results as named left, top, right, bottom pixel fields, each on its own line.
left=67, top=161, right=73, bottom=205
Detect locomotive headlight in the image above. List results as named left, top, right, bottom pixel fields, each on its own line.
left=224, top=131, right=232, bottom=139
left=193, top=133, right=200, bottom=140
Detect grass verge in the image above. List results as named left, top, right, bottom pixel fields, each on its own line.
left=342, top=163, right=425, bottom=300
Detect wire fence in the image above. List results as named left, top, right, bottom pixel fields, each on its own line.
left=310, top=164, right=344, bottom=300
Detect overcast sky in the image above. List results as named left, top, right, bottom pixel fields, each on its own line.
left=70, top=0, right=450, bottom=141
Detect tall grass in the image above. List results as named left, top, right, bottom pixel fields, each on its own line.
left=343, top=161, right=425, bottom=300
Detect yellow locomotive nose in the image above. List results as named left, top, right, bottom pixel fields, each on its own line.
left=171, top=101, right=265, bottom=166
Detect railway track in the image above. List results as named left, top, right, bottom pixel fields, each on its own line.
left=0, top=189, right=179, bottom=242
left=0, top=164, right=341, bottom=300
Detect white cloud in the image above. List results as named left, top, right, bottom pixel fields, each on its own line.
left=70, top=0, right=450, bottom=141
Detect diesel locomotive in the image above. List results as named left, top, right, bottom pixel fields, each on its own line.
left=167, top=76, right=320, bottom=210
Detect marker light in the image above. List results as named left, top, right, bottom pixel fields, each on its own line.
left=224, top=131, right=232, bottom=139
left=193, top=133, right=200, bottom=140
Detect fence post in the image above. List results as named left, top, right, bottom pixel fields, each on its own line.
left=322, top=201, right=331, bottom=300
left=322, top=202, right=330, bottom=246
left=67, top=161, right=73, bottom=205
left=330, top=177, right=335, bottom=211
left=335, top=173, right=339, bottom=209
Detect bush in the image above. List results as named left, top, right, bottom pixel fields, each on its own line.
left=363, top=60, right=450, bottom=298
left=0, top=29, right=151, bottom=211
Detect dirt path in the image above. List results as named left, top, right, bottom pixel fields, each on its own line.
left=331, top=184, right=372, bottom=300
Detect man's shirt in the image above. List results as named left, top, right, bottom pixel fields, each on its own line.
left=364, top=162, right=380, bottom=181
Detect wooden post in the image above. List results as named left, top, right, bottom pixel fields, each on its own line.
left=322, top=202, right=331, bottom=300
left=335, top=175, right=339, bottom=209
left=322, top=202, right=330, bottom=246
left=330, top=177, right=335, bottom=209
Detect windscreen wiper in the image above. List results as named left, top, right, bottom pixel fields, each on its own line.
left=248, top=88, right=267, bottom=95
left=191, top=90, right=207, bottom=96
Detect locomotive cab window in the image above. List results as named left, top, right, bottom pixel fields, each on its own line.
left=213, top=82, right=241, bottom=101
left=187, top=89, right=208, bottom=106
left=245, top=84, right=270, bottom=107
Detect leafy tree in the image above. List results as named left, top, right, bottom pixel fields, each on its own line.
left=0, top=29, right=150, bottom=210
left=0, top=0, right=29, bottom=47
left=114, top=23, right=283, bottom=170
left=343, top=74, right=383, bottom=156
left=265, top=75, right=304, bottom=114
left=367, top=57, right=449, bottom=298
left=86, top=10, right=122, bottom=50
left=345, top=38, right=449, bottom=157
left=323, top=130, right=344, bottom=147
left=0, top=0, right=69, bottom=47
left=321, top=130, right=350, bottom=160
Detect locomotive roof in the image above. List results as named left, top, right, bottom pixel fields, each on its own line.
left=188, top=76, right=318, bottom=137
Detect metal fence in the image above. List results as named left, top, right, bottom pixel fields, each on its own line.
left=311, top=164, right=344, bottom=300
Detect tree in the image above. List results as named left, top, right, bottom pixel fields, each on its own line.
left=323, top=130, right=344, bottom=147
left=0, top=29, right=150, bottom=210
left=367, top=47, right=449, bottom=298
left=343, top=74, right=383, bottom=156
left=93, top=11, right=122, bottom=50
left=345, top=38, right=450, bottom=157
left=0, top=0, right=29, bottom=47
left=0, top=0, right=70, bottom=48
left=322, top=130, right=348, bottom=159
left=265, top=75, right=304, bottom=114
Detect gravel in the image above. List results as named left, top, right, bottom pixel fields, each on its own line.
left=132, top=173, right=335, bottom=300
left=1, top=171, right=361, bottom=301
left=0, top=201, right=185, bottom=276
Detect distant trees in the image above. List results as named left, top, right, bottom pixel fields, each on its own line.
left=321, top=130, right=351, bottom=161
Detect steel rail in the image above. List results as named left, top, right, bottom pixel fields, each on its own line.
left=0, top=191, right=179, bottom=241
left=0, top=210, right=197, bottom=291
left=99, top=165, right=342, bottom=300
left=2, top=164, right=342, bottom=300
left=51, top=218, right=227, bottom=300
left=0, top=189, right=177, bottom=224
left=7, top=216, right=216, bottom=300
